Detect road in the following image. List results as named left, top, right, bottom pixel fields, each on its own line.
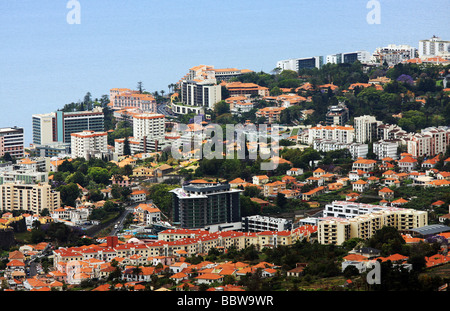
left=109, top=200, right=154, bottom=236
left=157, top=103, right=176, bottom=117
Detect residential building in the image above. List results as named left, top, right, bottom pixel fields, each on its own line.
left=132, top=113, right=165, bottom=140
left=242, top=215, right=291, bottom=232
left=305, top=125, right=354, bottom=145
left=318, top=201, right=428, bottom=245
left=0, top=182, right=60, bottom=214
left=170, top=180, right=242, bottom=229
left=407, top=127, right=450, bottom=158
left=418, top=36, right=450, bottom=59
left=373, top=140, right=399, bottom=160
left=354, top=115, right=382, bottom=143
left=263, top=181, right=286, bottom=197
left=325, top=104, right=349, bottom=126
left=352, top=158, right=377, bottom=172
left=372, top=44, right=417, bottom=66
left=0, top=127, right=25, bottom=159
left=70, top=131, right=108, bottom=159
left=255, top=107, right=286, bottom=123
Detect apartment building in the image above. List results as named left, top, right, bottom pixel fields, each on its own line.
left=406, top=127, right=450, bottom=158
left=373, top=140, right=399, bottom=160
left=263, top=181, right=286, bottom=197
left=305, top=125, right=354, bottom=145
left=354, top=115, right=382, bottom=143
left=242, top=215, right=291, bottom=232
left=318, top=201, right=428, bottom=245
left=170, top=180, right=242, bottom=229
left=0, top=127, right=25, bottom=159
left=325, top=104, right=349, bottom=126
left=70, top=130, right=108, bottom=159
left=32, top=108, right=105, bottom=145
left=255, top=107, right=286, bottom=123
left=418, top=36, right=450, bottom=59
left=114, top=113, right=167, bottom=155
left=132, top=113, right=165, bottom=140
left=372, top=44, right=417, bottom=66
left=0, top=182, right=60, bottom=214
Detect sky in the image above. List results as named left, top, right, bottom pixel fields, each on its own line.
left=0, top=0, right=449, bottom=146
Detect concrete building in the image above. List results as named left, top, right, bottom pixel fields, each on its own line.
left=242, top=215, right=291, bottom=232
left=305, top=125, right=355, bottom=145
left=0, top=127, right=25, bottom=159
left=70, top=130, right=108, bottom=159
left=418, top=36, right=450, bottom=59
left=354, top=115, right=382, bottom=143
left=173, top=79, right=222, bottom=115
left=110, top=89, right=157, bottom=113
left=170, top=180, right=242, bottom=229
left=0, top=182, right=60, bottom=214
left=318, top=201, right=428, bottom=245
left=373, top=140, right=399, bottom=160
left=325, top=104, right=349, bottom=126
left=372, top=44, right=417, bottom=66
left=32, top=108, right=105, bottom=145
left=407, top=127, right=450, bottom=158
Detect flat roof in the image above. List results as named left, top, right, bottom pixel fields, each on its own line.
left=407, top=224, right=450, bottom=236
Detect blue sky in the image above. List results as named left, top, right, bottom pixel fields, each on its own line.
left=0, top=0, right=449, bottom=145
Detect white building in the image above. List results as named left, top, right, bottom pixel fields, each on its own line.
left=354, top=115, right=382, bottom=143
left=372, top=44, right=417, bottom=66
left=407, top=127, right=450, bottom=158
left=174, top=79, right=222, bottom=115
left=133, top=113, right=165, bottom=140
left=306, top=125, right=355, bottom=145
left=418, top=36, right=450, bottom=59
left=70, top=131, right=108, bottom=159
left=373, top=140, right=399, bottom=160
left=242, top=215, right=291, bottom=232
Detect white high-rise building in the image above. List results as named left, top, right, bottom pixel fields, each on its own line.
left=419, top=36, right=450, bottom=59
left=133, top=113, right=165, bottom=140
left=354, top=115, right=382, bottom=143
left=70, top=130, right=108, bottom=159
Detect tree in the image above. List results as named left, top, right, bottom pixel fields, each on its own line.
left=57, top=183, right=80, bottom=207
left=137, top=81, right=144, bottom=94
left=123, top=137, right=131, bottom=156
